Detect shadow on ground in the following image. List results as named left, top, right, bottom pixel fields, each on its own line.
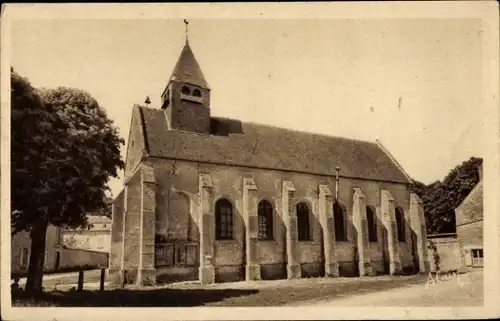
left=12, top=287, right=260, bottom=307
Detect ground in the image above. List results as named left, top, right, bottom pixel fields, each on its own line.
left=16, top=269, right=105, bottom=291
left=296, top=268, right=483, bottom=307
left=11, top=268, right=484, bottom=307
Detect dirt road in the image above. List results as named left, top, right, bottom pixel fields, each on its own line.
left=297, top=269, right=483, bottom=307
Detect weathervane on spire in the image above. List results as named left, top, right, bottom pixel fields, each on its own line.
left=184, top=19, right=189, bottom=44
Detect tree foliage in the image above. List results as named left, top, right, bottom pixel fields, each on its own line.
left=12, top=84, right=124, bottom=231
left=11, top=69, right=124, bottom=292
left=410, top=157, right=483, bottom=234
left=11, top=70, right=59, bottom=231
left=91, top=196, right=113, bottom=218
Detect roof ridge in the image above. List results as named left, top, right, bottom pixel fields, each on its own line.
left=142, top=107, right=378, bottom=144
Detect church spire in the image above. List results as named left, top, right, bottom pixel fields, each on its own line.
left=160, top=19, right=212, bottom=134
left=166, top=21, right=209, bottom=89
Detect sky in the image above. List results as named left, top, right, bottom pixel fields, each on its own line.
left=11, top=18, right=484, bottom=197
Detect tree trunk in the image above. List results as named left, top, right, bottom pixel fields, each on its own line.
left=25, top=219, right=49, bottom=294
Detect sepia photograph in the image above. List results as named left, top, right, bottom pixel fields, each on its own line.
left=1, top=2, right=499, bottom=320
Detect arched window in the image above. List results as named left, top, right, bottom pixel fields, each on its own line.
left=366, top=206, right=377, bottom=242
left=258, top=200, right=273, bottom=240
left=192, top=89, right=202, bottom=97
left=396, top=207, right=406, bottom=242
left=215, top=199, right=233, bottom=240
left=334, top=203, right=347, bottom=241
left=181, top=85, right=191, bottom=95
left=296, top=202, right=312, bottom=241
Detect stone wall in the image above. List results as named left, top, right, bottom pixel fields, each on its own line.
left=108, top=188, right=125, bottom=283
left=108, top=164, right=156, bottom=286
left=457, top=220, right=483, bottom=248
left=124, top=106, right=148, bottom=180
left=457, top=221, right=483, bottom=268
left=146, top=157, right=427, bottom=283
left=167, top=81, right=211, bottom=134
left=455, top=179, right=483, bottom=270
left=427, top=235, right=464, bottom=273
left=12, top=227, right=107, bottom=274
left=62, top=230, right=110, bottom=253
left=56, top=248, right=109, bottom=270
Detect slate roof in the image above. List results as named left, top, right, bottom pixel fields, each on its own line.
left=168, top=42, right=209, bottom=89
left=136, top=106, right=412, bottom=184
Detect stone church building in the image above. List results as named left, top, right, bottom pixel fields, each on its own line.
left=108, top=35, right=429, bottom=286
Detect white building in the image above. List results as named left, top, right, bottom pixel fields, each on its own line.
left=62, top=216, right=112, bottom=253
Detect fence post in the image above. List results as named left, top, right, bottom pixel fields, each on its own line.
left=77, top=270, right=84, bottom=292
left=100, top=268, right=105, bottom=291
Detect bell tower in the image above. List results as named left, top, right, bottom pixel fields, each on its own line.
left=161, top=20, right=211, bottom=134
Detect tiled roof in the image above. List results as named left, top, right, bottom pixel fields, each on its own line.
left=168, top=42, right=209, bottom=89
left=137, top=106, right=412, bottom=184
left=455, top=180, right=483, bottom=226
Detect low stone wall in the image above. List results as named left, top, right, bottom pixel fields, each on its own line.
left=57, top=248, right=109, bottom=271
left=427, top=235, right=464, bottom=273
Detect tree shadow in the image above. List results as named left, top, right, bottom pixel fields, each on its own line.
left=12, top=287, right=260, bottom=307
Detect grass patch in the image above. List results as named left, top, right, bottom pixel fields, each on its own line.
left=12, top=274, right=428, bottom=307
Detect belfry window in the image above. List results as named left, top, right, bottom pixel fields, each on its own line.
left=258, top=200, right=273, bottom=240
left=215, top=198, right=233, bottom=240
left=192, top=89, right=201, bottom=97
left=181, top=86, right=191, bottom=95
left=297, top=202, right=312, bottom=241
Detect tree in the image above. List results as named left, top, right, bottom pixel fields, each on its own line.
left=11, top=74, right=124, bottom=293
left=92, top=196, right=113, bottom=218
left=410, top=157, right=482, bottom=234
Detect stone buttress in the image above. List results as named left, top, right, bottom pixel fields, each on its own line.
left=243, top=177, right=261, bottom=281
left=198, top=173, right=216, bottom=284
left=318, top=184, right=339, bottom=277
left=108, top=164, right=157, bottom=286
left=381, top=190, right=402, bottom=275
left=409, top=193, right=429, bottom=273
left=352, top=187, right=375, bottom=276
left=283, top=180, right=301, bottom=279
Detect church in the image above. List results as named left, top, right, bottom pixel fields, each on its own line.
left=108, top=26, right=430, bottom=286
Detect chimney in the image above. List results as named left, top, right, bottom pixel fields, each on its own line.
left=478, top=164, right=483, bottom=181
